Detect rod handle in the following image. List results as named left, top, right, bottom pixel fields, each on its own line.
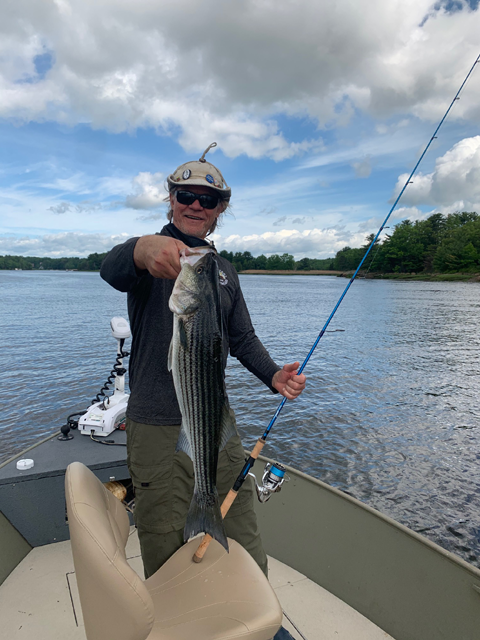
left=192, top=489, right=238, bottom=562
left=192, top=437, right=266, bottom=563
left=251, top=437, right=266, bottom=459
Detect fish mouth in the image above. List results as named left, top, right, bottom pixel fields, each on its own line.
left=170, top=248, right=215, bottom=316
left=180, top=246, right=214, bottom=268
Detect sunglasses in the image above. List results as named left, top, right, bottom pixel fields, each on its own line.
left=175, top=190, right=220, bottom=210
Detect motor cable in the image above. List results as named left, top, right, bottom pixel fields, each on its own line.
left=58, top=341, right=130, bottom=442
left=90, top=430, right=127, bottom=447
left=91, top=338, right=130, bottom=407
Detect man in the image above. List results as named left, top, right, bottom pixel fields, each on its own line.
left=100, top=145, right=306, bottom=628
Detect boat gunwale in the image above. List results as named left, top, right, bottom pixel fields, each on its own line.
left=3, top=434, right=480, bottom=581
left=272, top=456, right=480, bottom=580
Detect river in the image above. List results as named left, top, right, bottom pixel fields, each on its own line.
left=1, top=270, right=479, bottom=566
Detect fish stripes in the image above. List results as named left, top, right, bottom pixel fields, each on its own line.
left=168, top=247, right=236, bottom=552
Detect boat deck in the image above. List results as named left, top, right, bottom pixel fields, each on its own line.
left=0, top=527, right=393, bottom=640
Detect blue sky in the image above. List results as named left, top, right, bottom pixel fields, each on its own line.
left=1, top=0, right=479, bottom=259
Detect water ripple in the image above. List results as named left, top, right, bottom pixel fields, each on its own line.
left=1, top=271, right=479, bottom=567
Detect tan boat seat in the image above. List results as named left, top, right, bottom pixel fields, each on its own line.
left=65, top=461, right=282, bottom=640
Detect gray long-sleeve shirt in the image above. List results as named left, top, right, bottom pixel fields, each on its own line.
left=100, top=224, right=280, bottom=426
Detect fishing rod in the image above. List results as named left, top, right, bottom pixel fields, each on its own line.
left=193, top=53, right=480, bottom=563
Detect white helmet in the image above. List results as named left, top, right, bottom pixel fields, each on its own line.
left=167, top=142, right=231, bottom=199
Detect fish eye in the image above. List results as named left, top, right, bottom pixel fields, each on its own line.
left=196, top=266, right=204, bottom=274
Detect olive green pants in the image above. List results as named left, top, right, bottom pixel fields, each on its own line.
left=126, top=418, right=268, bottom=579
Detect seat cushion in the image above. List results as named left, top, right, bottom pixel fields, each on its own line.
left=145, top=538, right=282, bottom=640
left=66, top=462, right=155, bottom=640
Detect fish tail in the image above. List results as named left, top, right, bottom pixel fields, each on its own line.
left=184, top=491, right=229, bottom=552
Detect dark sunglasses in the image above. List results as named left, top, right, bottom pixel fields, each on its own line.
left=175, top=190, right=220, bottom=210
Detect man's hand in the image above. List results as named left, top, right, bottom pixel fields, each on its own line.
left=272, top=362, right=306, bottom=400
left=134, top=235, right=187, bottom=279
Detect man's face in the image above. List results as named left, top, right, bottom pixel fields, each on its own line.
left=170, top=185, right=223, bottom=239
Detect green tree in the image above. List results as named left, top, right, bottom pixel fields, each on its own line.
left=377, top=220, right=425, bottom=273
left=279, top=253, right=295, bottom=270
left=333, top=246, right=363, bottom=271
left=296, top=257, right=312, bottom=270
left=433, top=219, right=480, bottom=272
left=359, top=234, right=381, bottom=271
left=219, top=250, right=233, bottom=263
left=254, top=254, right=267, bottom=269
left=265, top=254, right=282, bottom=270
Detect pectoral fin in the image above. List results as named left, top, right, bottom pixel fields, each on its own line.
left=179, top=318, right=188, bottom=351
left=176, top=423, right=193, bottom=460
left=167, top=338, right=173, bottom=372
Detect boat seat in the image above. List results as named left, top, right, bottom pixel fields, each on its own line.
left=65, top=461, right=282, bottom=640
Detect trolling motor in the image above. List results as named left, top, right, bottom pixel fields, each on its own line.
left=249, top=462, right=289, bottom=503
left=77, top=317, right=131, bottom=437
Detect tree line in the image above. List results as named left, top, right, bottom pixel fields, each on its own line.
left=1, top=212, right=478, bottom=274
left=217, top=251, right=333, bottom=271
left=220, top=211, right=479, bottom=273
left=333, top=212, right=480, bottom=274
left=0, top=253, right=107, bottom=271
left=0, top=249, right=333, bottom=272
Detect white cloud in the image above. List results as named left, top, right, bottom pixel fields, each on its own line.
left=0, top=232, right=131, bottom=257
left=212, top=227, right=368, bottom=259
left=272, top=215, right=310, bottom=227
left=0, top=1, right=478, bottom=159
left=391, top=206, right=427, bottom=222
left=47, top=200, right=104, bottom=214
left=96, top=176, right=133, bottom=197
left=124, top=171, right=166, bottom=209
left=48, top=201, right=71, bottom=214
left=136, top=212, right=165, bottom=222
left=352, top=156, right=372, bottom=178
left=356, top=207, right=428, bottom=234
left=40, top=173, right=91, bottom=194
left=392, top=135, right=480, bottom=211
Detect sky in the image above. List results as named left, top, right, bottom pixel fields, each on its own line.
left=1, top=0, right=479, bottom=260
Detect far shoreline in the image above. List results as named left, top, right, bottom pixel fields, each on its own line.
left=239, top=269, right=480, bottom=282
left=239, top=269, right=342, bottom=276
left=4, top=268, right=479, bottom=282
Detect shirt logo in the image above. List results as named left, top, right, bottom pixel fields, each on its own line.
left=219, top=270, right=228, bottom=286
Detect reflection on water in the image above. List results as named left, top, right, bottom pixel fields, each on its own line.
left=1, top=271, right=479, bottom=566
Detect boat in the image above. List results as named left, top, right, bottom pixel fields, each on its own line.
left=1, top=320, right=480, bottom=639
left=1, top=425, right=480, bottom=639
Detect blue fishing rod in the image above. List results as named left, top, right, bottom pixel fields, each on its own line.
left=193, top=53, right=480, bottom=563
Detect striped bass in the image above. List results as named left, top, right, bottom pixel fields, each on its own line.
left=168, top=246, right=236, bottom=552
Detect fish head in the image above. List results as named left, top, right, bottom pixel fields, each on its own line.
left=169, top=247, right=219, bottom=317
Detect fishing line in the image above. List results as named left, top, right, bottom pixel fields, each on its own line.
left=282, top=610, right=308, bottom=640
left=362, top=234, right=384, bottom=276
left=259, top=52, right=480, bottom=441
left=193, top=53, right=480, bottom=563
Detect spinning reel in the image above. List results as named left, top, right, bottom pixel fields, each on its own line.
left=249, top=462, right=289, bottom=503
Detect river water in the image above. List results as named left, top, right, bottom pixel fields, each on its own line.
left=1, top=270, right=479, bottom=566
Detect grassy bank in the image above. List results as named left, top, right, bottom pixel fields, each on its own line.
left=366, top=272, right=480, bottom=282
left=343, top=271, right=480, bottom=282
